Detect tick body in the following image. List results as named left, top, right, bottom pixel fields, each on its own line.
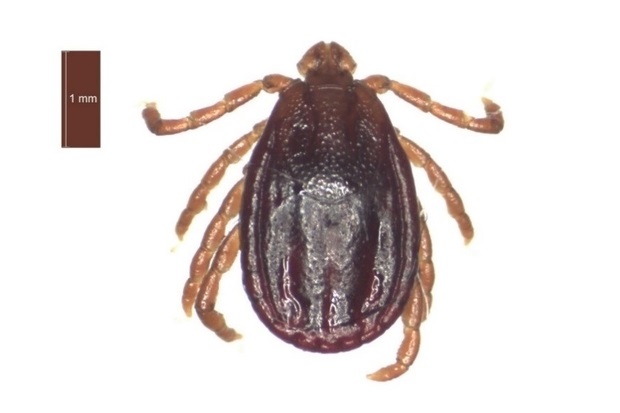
left=242, top=67, right=419, bottom=353
left=143, top=42, right=503, bottom=381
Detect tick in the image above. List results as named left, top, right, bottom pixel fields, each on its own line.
left=143, top=42, right=503, bottom=381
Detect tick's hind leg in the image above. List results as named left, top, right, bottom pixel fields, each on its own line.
left=362, top=75, right=503, bottom=133
left=195, top=223, right=242, bottom=342
left=398, top=131, right=474, bottom=244
left=175, top=121, right=265, bottom=240
left=368, top=210, right=434, bottom=381
left=182, top=178, right=244, bottom=317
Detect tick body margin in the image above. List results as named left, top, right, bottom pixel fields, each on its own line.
left=143, top=41, right=503, bottom=381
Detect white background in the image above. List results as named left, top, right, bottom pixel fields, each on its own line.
left=1, top=1, right=619, bottom=411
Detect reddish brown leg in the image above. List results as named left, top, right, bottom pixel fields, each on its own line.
left=195, top=224, right=242, bottom=342
left=398, top=131, right=474, bottom=243
left=368, top=210, right=434, bottom=381
left=182, top=178, right=244, bottom=317
left=175, top=121, right=265, bottom=240
left=362, top=75, right=503, bottom=133
left=142, top=74, right=293, bottom=135
left=415, top=201, right=435, bottom=313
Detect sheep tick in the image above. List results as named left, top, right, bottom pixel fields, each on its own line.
left=142, top=41, right=503, bottom=381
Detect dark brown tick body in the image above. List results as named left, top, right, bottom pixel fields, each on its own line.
left=242, top=64, right=418, bottom=352
left=143, top=42, right=503, bottom=381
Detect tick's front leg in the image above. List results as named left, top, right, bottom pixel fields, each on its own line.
left=143, top=74, right=293, bottom=135
left=362, top=75, right=503, bottom=134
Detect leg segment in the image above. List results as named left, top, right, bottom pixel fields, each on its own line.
left=175, top=121, right=265, bottom=240
left=368, top=210, right=434, bottom=381
left=195, top=224, right=242, bottom=342
left=398, top=131, right=474, bottom=243
left=362, top=75, right=503, bottom=133
left=182, top=178, right=244, bottom=317
left=416, top=203, right=435, bottom=314
left=143, top=74, right=293, bottom=135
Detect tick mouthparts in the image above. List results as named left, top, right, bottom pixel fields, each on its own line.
left=297, top=41, right=357, bottom=77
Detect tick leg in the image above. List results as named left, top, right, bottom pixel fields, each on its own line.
left=195, top=224, right=242, bottom=342
left=143, top=74, right=293, bottom=135
left=417, top=203, right=435, bottom=312
left=368, top=212, right=434, bottom=381
left=182, top=178, right=244, bottom=317
left=175, top=121, right=265, bottom=240
left=398, top=132, right=474, bottom=243
left=361, top=75, right=503, bottom=133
